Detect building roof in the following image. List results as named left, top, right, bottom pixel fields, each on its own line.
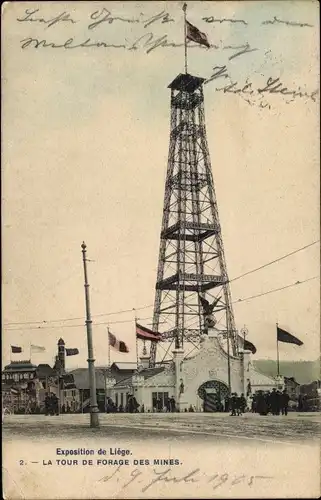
left=140, top=367, right=165, bottom=379
left=113, top=366, right=166, bottom=388
left=250, top=366, right=277, bottom=387
left=67, top=366, right=137, bottom=390
left=111, top=362, right=137, bottom=371
left=36, top=364, right=56, bottom=378
left=68, top=369, right=106, bottom=390
left=4, top=360, right=37, bottom=372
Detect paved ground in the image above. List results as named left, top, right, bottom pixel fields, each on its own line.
left=3, top=411, right=321, bottom=444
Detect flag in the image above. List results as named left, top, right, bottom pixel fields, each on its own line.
left=136, top=323, right=161, bottom=342
left=31, top=345, right=46, bottom=353
left=11, top=345, right=22, bottom=353
left=108, top=330, right=129, bottom=353
left=66, top=348, right=79, bottom=356
left=244, top=339, right=257, bottom=354
left=186, top=20, right=210, bottom=48
left=277, top=327, right=303, bottom=346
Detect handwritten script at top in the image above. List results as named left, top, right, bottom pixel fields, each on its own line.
left=97, top=465, right=273, bottom=493
left=16, top=7, right=175, bottom=30
left=15, top=7, right=319, bottom=108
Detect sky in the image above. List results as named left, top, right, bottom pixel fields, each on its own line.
left=2, top=1, right=320, bottom=370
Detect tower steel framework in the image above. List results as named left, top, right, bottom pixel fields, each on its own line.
left=150, top=73, right=239, bottom=367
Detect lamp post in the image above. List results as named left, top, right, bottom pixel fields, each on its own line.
left=81, top=242, right=99, bottom=428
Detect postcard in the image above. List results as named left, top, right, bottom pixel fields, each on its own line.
left=2, top=1, right=320, bottom=499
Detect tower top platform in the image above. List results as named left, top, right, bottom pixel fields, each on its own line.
left=168, top=73, right=205, bottom=93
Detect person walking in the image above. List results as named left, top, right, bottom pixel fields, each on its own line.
left=269, top=389, right=278, bottom=415
left=44, top=392, right=50, bottom=416
left=281, top=389, right=290, bottom=416
left=230, top=393, right=238, bottom=416
left=169, top=396, right=176, bottom=413
left=239, top=393, right=247, bottom=414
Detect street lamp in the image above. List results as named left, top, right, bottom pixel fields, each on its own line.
left=81, top=242, right=99, bottom=428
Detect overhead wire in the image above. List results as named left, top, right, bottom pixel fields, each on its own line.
left=229, top=240, right=319, bottom=283
left=3, top=240, right=319, bottom=329
left=4, top=276, right=318, bottom=332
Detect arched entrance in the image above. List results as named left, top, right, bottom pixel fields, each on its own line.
left=198, top=380, right=229, bottom=412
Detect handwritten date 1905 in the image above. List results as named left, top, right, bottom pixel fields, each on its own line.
left=98, top=465, right=272, bottom=493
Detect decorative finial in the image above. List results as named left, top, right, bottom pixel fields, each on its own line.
left=81, top=241, right=86, bottom=250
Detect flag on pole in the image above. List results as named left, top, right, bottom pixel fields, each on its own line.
left=244, top=339, right=257, bottom=354
left=11, top=345, right=22, bottom=353
left=136, top=323, right=161, bottom=342
left=186, top=20, right=210, bottom=48
left=31, top=345, right=46, bottom=353
left=277, top=327, right=303, bottom=346
left=108, top=330, right=129, bottom=353
left=66, top=348, right=79, bottom=356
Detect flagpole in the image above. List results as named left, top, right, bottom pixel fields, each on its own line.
left=276, top=322, right=280, bottom=376
left=104, top=327, right=111, bottom=412
left=227, top=328, right=231, bottom=394
left=133, top=309, right=139, bottom=370
left=107, top=327, right=111, bottom=369
left=29, top=342, right=31, bottom=363
left=183, top=3, right=188, bottom=74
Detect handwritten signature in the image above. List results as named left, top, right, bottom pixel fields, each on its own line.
left=97, top=465, right=273, bottom=493
left=205, top=65, right=318, bottom=105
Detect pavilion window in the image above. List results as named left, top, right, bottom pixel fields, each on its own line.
left=152, top=392, right=169, bottom=410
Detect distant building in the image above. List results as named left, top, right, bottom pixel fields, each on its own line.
left=284, top=376, right=300, bottom=400
left=2, top=360, right=37, bottom=384
left=65, top=362, right=140, bottom=412
left=2, top=341, right=65, bottom=413
left=300, top=380, right=321, bottom=411
left=2, top=360, right=39, bottom=413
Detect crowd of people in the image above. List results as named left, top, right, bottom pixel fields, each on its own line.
left=250, top=388, right=290, bottom=416
left=201, top=390, right=291, bottom=416
left=228, top=393, right=248, bottom=415
left=104, top=395, right=177, bottom=413
left=44, top=392, right=59, bottom=416
left=153, top=396, right=177, bottom=413
left=105, top=394, right=141, bottom=413
left=104, top=391, right=291, bottom=416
